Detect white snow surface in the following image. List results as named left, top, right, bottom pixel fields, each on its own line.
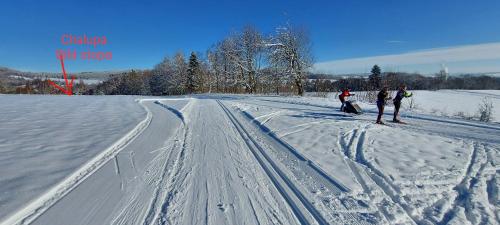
left=408, top=90, right=500, bottom=122
left=308, top=90, right=500, bottom=123
left=0, top=91, right=499, bottom=225
left=0, top=95, right=145, bottom=223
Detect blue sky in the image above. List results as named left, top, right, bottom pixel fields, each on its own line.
left=1, top=0, right=500, bottom=74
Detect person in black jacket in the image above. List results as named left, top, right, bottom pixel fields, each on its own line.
left=376, top=87, right=391, bottom=124
left=393, top=85, right=413, bottom=123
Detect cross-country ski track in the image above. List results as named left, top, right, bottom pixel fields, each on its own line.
left=1, top=95, right=498, bottom=225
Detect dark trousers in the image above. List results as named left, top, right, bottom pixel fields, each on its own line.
left=339, top=96, right=345, bottom=111
left=377, top=101, right=384, bottom=122
left=393, top=101, right=401, bottom=120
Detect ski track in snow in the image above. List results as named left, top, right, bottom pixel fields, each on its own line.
left=337, top=127, right=414, bottom=224
left=342, top=125, right=419, bottom=224
left=229, top=97, right=499, bottom=225
left=155, top=99, right=304, bottom=225
left=2, top=94, right=499, bottom=225
left=437, top=142, right=498, bottom=225
left=218, top=100, right=322, bottom=224
left=222, top=100, right=394, bottom=224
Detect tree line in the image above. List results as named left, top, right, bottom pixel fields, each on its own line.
left=306, top=64, right=500, bottom=95
left=92, top=24, right=313, bottom=96
left=2, top=26, right=500, bottom=96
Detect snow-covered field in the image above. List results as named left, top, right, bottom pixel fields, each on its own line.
left=407, top=90, right=500, bottom=122
left=308, top=90, right=500, bottom=123
left=0, top=91, right=498, bottom=225
left=0, top=95, right=145, bottom=222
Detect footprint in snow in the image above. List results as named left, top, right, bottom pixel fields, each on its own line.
left=217, top=203, right=226, bottom=212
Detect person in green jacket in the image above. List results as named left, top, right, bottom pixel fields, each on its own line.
left=393, top=84, right=413, bottom=123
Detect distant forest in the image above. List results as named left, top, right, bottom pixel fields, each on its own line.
left=306, top=67, right=500, bottom=93
left=1, top=24, right=500, bottom=96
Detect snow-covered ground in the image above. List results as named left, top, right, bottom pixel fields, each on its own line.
left=408, top=90, right=500, bottom=122
left=0, top=95, right=145, bottom=222
left=229, top=94, right=499, bottom=224
left=0, top=91, right=498, bottom=225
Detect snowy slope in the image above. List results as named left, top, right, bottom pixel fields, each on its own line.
left=32, top=100, right=189, bottom=225
left=0, top=95, right=145, bottom=222
left=1, top=93, right=499, bottom=225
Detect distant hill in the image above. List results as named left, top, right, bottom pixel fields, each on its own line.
left=471, top=72, right=500, bottom=77
left=308, top=71, right=500, bottom=79
left=0, top=66, right=135, bottom=87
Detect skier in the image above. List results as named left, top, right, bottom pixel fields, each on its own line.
left=338, top=88, right=354, bottom=112
left=392, top=84, right=413, bottom=123
left=376, top=86, right=391, bottom=124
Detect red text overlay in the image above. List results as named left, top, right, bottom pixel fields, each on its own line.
left=56, top=34, right=112, bottom=61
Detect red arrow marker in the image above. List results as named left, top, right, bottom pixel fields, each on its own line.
left=48, top=58, right=75, bottom=96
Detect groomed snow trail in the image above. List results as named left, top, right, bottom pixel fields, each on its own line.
left=154, top=99, right=302, bottom=225
left=26, top=98, right=316, bottom=225
left=3, top=95, right=498, bottom=225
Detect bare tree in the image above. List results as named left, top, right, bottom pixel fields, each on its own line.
left=268, top=24, right=313, bottom=96
left=75, top=79, right=87, bottom=95
left=0, top=79, right=6, bottom=93
left=238, top=26, right=265, bottom=93
left=222, top=33, right=246, bottom=93
left=173, top=52, right=188, bottom=94
left=207, top=48, right=220, bottom=92
left=218, top=38, right=234, bottom=92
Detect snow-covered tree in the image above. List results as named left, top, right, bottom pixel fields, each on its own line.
left=197, top=56, right=210, bottom=93
left=211, top=36, right=243, bottom=93
left=207, top=47, right=221, bottom=92
left=268, top=24, right=313, bottom=96
left=478, top=97, right=494, bottom=122
left=118, top=70, right=148, bottom=95
left=238, top=26, right=264, bottom=93
left=150, top=57, right=172, bottom=95
left=172, top=52, right=188, bottom=94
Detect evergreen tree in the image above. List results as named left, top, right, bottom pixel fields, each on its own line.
left=186, top=52, right=199, bottom=93
left=369, top=64, right=382, bottom=90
